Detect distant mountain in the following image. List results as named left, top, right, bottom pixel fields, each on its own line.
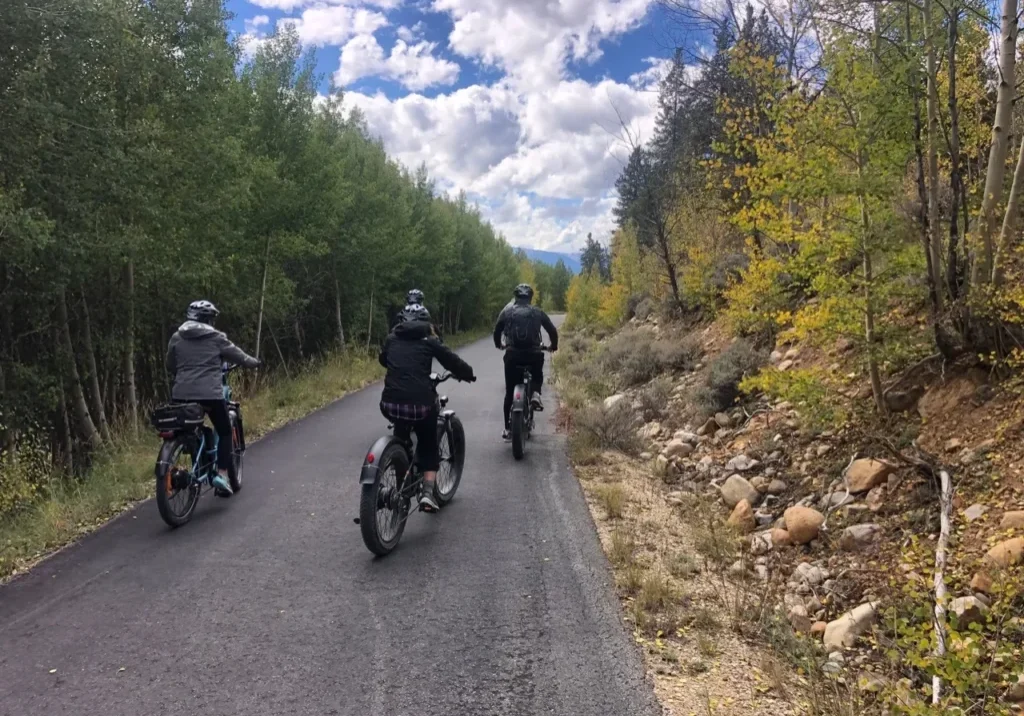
left=521, top=248, right=581, bottom=273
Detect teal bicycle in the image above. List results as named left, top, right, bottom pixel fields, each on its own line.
left=150, top=364, right=246, bottom=528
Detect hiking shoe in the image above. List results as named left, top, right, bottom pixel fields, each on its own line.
left=502, top=428, right=511, bottom=441
left=211, top=474, right=234, bottom=497
left=419, top=486, right=439, bottom=513
left=531, top=394, right=544, bottom=412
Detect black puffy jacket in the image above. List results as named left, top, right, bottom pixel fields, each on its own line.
left=379, top=321, right=475, bottom=405
left=492, top=301, right=559, bottom=351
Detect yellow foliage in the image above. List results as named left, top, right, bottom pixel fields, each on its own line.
left=599, top=281, right=630, bottom=328
left=565, top=269, right=604, bottom=329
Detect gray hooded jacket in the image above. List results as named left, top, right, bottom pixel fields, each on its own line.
left=166, top=321, right=259, bottom=401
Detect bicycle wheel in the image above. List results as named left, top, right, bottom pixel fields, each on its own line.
left=229, top=414, right=243, bottom=493
left=511, top=410, right=526, bottom=460
left=359, top=442, right=410, bottom=556
left=434, top=416, right=465, bottom=505
left=155, top=437, right=200, bottom=528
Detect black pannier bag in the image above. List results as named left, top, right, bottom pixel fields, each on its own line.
left=150, top=402, right=205, bottom=431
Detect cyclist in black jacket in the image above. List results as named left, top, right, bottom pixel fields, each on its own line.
left=379, top=304, right=475, bottom=512
left=392, top=288, right=443, bottom=342
left=493, top=284, right=558, bottom=440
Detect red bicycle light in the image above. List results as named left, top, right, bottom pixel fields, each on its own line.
left=367, top=453, right=375, bottom=464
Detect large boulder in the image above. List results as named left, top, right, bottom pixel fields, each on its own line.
left=1000, top=511, right=1024, bottom=530
left=984, top=537, right=1024, bottom=569
left=823, top=602, right=879, bottom=650
left=665, top=439, right=694, bottom=459
left=771, top=528, right=793, bottom=548
left=603, top=393, right=626, bottom=410
left=784, top=506, right=825, bottom=544
left=721, top=475, right=759, bottom=508
left=950, top=596, right=989, bottom=628
left=839, top=524, right=882, bottom=552
left=728, top=499, right=756, bottom=533
left=846, top=459, right=895, bottom=493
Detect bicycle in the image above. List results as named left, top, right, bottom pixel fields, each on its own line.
left=150, top=363, right=247, bottom=528
left=355, top=372, right=467, bottom=556
left=507, top=346, right=551, bottom=460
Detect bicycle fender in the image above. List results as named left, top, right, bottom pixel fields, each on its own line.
left=360, top=435, right=400, bottom=485
left=511, top=383, right=527, bottom=413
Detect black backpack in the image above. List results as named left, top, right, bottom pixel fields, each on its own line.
left=504, top=304, right=538, bottom=349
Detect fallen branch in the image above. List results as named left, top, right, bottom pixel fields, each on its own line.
left=932, top=468, right=952, bottom=706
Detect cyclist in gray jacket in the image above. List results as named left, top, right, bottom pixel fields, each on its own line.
left=166, top=300, right=260, bottom=496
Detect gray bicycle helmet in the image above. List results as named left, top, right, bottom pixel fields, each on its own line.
left=406, top=289, right=425, bottom=305
left=401, top=303, right=430, bottom=322
left=186, top=300, right=220, bottom=324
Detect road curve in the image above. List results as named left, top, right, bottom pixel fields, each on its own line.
left=0, top=322, right=659, bottom=716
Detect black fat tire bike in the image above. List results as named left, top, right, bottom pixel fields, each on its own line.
left=355, top=372, right=467, bottom=556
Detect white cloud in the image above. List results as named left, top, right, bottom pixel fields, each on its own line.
left=344, top=74, right=657, bottom=249
left=250, top=0, right=402, bottom=10
left=279, top=6, right=388, bottom=47
left=337, top=36, right=460, bottom=90
left=432, top=0, right=654, bottom=89
left=395, top=21, right=425, bottom=43
left=629, top=56, right=671, bottom=90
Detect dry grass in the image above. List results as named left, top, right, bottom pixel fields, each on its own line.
left=595, top=482, right=628, bottom=519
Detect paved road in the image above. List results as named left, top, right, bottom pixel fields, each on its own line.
left=0, top=325, right=659, bottom=716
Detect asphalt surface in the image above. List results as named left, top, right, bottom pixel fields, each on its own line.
left=0, top=322, right=660, bottom=716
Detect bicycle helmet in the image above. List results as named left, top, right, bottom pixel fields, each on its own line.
left=401, top=303, right=430, bottom=323
left=186, top=300, right=220, bottom=324
left=513, top=283, right=534, bottom=302
left=406, top=288, right=425, bottom=305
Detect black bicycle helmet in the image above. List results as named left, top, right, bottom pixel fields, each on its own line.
left=513, top=283, right=534, bottom=301
left=401, top=303, right=430, bottom=323
left=406, top=288, right=425, bottom=305
left=186, top=300, right=220, bottom=324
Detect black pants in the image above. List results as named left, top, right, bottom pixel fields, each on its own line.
left=503, top=350, right=544, bottom=429
left=198, top=400, right=233, bottom=474
left=380, top=404, right=440, bottom=472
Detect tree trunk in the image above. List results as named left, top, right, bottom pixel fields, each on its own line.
left=907, top=3, right=938, bottom=315
left=255, top=235, right=271, bottom=361
left=946, top=5, right=963, bottom=302
left=80, top=288, right=112, bottom=441
left=993, top=137, right=1024, bottom=285
left=973, top=0, right=1019, bottom=285
left=334, top=274, right=346, bottom=350
left=366, top=279, right=375, bottom=349
left=57, top=287, right=102, bottom=449
left=932, top=469, right=952, bottom=705
left=858, top=159, right=885, bottom=414
left=122, top=260, right=138, bottom=437
left=57, top=383, right=74, bottom=473
left=922, top=0, right=944, bottom=313
left=293, top=317, right=305, bottom=360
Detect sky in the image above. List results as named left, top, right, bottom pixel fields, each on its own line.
left=228, top=0, right=678, bottom=253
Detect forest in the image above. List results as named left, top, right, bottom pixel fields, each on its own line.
left=0, top=0, right=572, bottom=519
left=570, top=0, right=1024, bottom=407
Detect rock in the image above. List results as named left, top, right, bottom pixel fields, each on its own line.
left=771, top=528, right=793, bottom=547
left=816, top=444, right=831, bottom=457
left=721, top=474, right=759, bottom=508
left=794, top=562, right=826, bottom=586
left=754, top=564, right=769, bottom=581
left=766, top=479, right=787, bottom=495
left=821, top=491, right=856, bottom=509
left=770, top=350, right=784, bottom=364
left=725, top=454, right=760, bottom=472
left=811, top=621, right=828, bottom=638
left=885, top=388, right=923, bottom=414
left=945, top=437, right=963, bottom=452
left=840, top=524, right=882, bottom=552
left=638, top=422, right=662, bottom=441
left=682, top=480, right=699, bottom=493
left=673, top=430, right=699, bottom=445
left=823, top=602, right=879, bottom=651
left=639, top=452, right=653, bottom=461
left=714, top=412, right=734, bottom=429
left=777, top=359, right=794, bottom=371
left=728, top=499, right=756, bottom=533
left=784, top=347, right=800, bottom=360
left=1006, top=674, right=1024, bottom=703
left=751, top=531, right=774, bottom=555
left=754, top=511, right=774, bottom=527
left=1000, top=511, right=1024, bottom=530
left=827, top=651, right=845, bottom=665
left=984, top=537, right=1024, bottom=569
left=963, top=503, right=989, bottom=522
left=950, top=596, right=989, bottom=627
left=696, top=456, right=714, bottom=474
left=788, top=606, right=812, bottom=633
left=729, top=559, right=748, bottom=577
left=785, top=506, right=825, bottom=544
left=603, top=393, right=626, bottom=410
left=750, top=475, right=768, bottom=493
left=866, top=485, right=887, bottom=512
left=665, top=439, right=694, bottom=459
left=846, top=458, right=895, bottom=493
left=697, top=418, right=719, bottom=436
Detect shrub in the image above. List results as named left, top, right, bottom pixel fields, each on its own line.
left=653, top=334, right=702, bottom=372
left=575, top=403, right=641, bottom=455
left=689, top=338, right=767, bottom=419
left=740, top=366, right=845, bottom=430
left=608, top=529, right=636, bottom=566
left=0, top=443, right=49, bottom=519
left=595, top=483, right=627, bottom=519
left=637, top=377, right=671, bottom=421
